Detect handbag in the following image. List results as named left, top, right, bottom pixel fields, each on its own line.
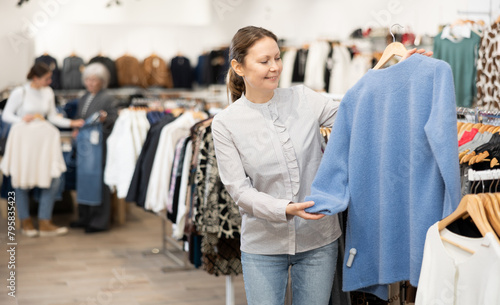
left=0, top=87, right=26, bottom=156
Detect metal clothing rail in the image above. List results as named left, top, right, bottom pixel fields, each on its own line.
left=142, top=216, right=193, bottom=271
left=143, top=217, right=236, bottom=305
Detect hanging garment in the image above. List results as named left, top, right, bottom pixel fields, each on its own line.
left=329, top=45, right=353, bottom=95
left=0, top=120, right=66, bottom=189
left=61, top=55, right=85, bottom=90
left=189, top=124, right=242, bottom=276
left=194, top=126, right=241, bottom=239
left=166, top=136, right=189, bottom=218
left=195, top=53, right=211, bottom=86
left=476, top=22, right=500, bottom=111
left=304, top=41, right=331, bottom=91
left=291, top=48, right=308, bottom=83
left=172, top=139, right=193, bottom=240
left=208, top=48, right=229, bottom=84
left=201, top=233, right=242, bottom=276
left=145, top=112, right=204, bottom=213
left=126, top=113, right=176, bottom=208
left=115, top=54, right=146, bottom=88
left=279, top=48, right=297, bottom=88
left=104, top=109, right=150, bottom=199
left=305, top=54, right=461, bottom=300
left=170, top=56, right=193, bottom=89
left=35, top=54, right=61, bottom=90
left=433, top=26, right=481, bottom=107
left=89, top=55, right=119, bottom=88
left=142, top=54, right=173, bottom=88
left=415, top=223, right=500, bottom=305
left=76, top=115, right=103, bottom=206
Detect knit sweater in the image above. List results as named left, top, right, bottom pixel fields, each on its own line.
left=305, top=54, right=461, bottom=299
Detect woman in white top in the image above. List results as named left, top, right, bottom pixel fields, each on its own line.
left=3, top=62, right=84, bottom=237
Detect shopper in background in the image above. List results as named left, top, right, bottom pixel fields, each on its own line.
left=70, top=62, right=118, bottom=233
left=2, top=62, right=84, bottom=237
left=212, top=26, right=433, bottom=304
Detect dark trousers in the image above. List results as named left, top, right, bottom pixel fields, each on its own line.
left=77, top=184, right=111, bottom=230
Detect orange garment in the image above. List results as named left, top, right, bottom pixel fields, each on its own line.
left=142, top=54, right=173, bottom=88
left=115, top=54, right=147, bottom=88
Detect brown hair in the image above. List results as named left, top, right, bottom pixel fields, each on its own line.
left=227, top=26, right=278, bottom=102
left=27, top=62, right=51, bottom=80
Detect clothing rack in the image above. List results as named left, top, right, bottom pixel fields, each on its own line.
left=134, top=102, right=236, bottom=305
left=467, top=168, right=500, bottom=182
left=457, top=107, right=480, bottom=123
left=479, top=110, right=500, bottom=125
left=143, top=216, right=193, bottom=271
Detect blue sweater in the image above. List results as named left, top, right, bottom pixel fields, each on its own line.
left=305, top=54, right=460, bottom=299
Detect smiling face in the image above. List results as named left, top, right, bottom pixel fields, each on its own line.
left=232, top=36, right=283, bottom=102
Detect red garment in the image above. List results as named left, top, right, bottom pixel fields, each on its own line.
left=458, top=128, right=479, bottom=146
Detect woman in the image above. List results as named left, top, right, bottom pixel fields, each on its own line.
left=2, top=62, right=84, bottom=237
left=70, top=62, right=118, bottom=233
left=212, top=26, right=432, bottom=304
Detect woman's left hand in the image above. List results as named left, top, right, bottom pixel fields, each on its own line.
left=402, top=48, right=433, bottom=61
left=99, top=110, right=107, bottom=122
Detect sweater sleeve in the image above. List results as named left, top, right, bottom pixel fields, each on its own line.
left=46, top=89, right=71, bottom=128
left=302, top=85, right=340, bottom=128
left=304, top=98, right=352, bottom=215
left=424, top=62, right=461, bottom=217
left=2, top=87, right=24, bottom=124
left=211, top=117, right=290, bottom=223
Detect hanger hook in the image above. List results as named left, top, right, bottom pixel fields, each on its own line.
left=390, top=24, right=405, bottom=43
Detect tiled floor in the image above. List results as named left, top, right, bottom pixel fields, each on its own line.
left=0, top=203, right=246, bottom=305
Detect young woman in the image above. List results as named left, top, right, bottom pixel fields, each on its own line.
left=2, top=62, right=84, bottom=237
left=212, top=26, right=432, bottom=304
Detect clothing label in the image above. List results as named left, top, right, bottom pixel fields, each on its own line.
left=90, top=130, right=100, bottom=145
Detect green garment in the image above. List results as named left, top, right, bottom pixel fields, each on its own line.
left=433, top=30, right=480, bottom=108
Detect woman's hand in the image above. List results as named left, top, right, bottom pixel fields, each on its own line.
left=286, top=201, right=325, bottom=220
left=70, top=119, right=85, bottom=128
left=22, top=114, right=35, bottom=123
left=402, top=48, right=433, bottom=61
left=71, top=129, right=79, bottom=139
left=99, top=110, right=107, bottom=122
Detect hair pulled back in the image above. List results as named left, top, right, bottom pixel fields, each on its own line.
left=27, top=62, right=51, bottom=80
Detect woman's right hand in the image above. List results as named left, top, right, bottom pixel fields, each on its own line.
left=22, top=114, right=35, bottom=122
left=286, top=201, right=325, bottom=220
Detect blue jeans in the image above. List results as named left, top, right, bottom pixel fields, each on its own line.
left=15, top=177, right=61, bottom=220
left=76, top=122, right=103, bottom=205
left=241, top=240, right=338, bottom=305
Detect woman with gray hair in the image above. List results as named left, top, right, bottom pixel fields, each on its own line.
left=70, top=62, right=118, bottom=233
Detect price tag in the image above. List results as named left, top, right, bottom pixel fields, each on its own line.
left=90, top=130, right=100, bottom=145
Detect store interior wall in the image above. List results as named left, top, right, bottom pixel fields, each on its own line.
left=1, top=0, right=499, bottom=90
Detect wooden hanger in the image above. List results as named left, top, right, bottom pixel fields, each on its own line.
left=373, top=24, right=406, bottom=70
left=438, top=195, right=495, bottom=239
left=373, top=42, right=406, bottom=70
left=474, top=194, right=499, bottom=242
left=168, top=107, right=183, bottom=117
left=485, top=193, right=500, bottom=237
